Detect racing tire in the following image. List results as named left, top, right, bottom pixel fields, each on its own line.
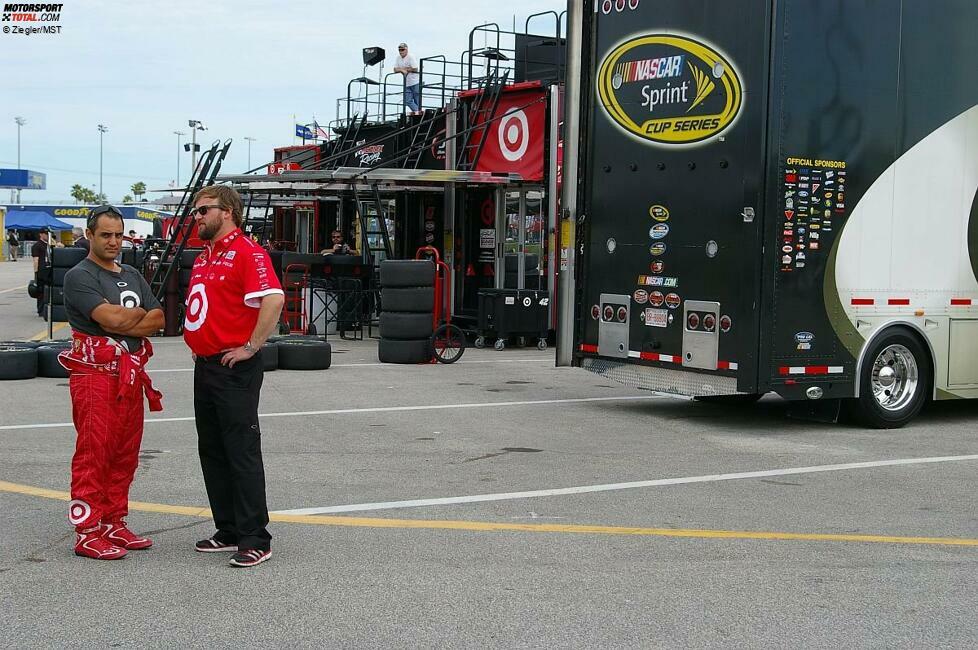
left=0, top=346, right=38, bottom=380
left=379, top=260, right=434, bottom=288
left=44, top=306, right=68, bottom=323
left=380, top=287, right=435, bottom=313
left=268, top=334, right=323, bottom=344
left=378, top=338, right=430, bottom=364
left=0, top=341, right=41, bottom=349
left=261, top=343, right=279, bottom=372
left=846, top=327, right=930, bottom=429
left=431, top=324, right=465, bottom=364
left=52, top=247, right=87, bottom=268
left=52, top=268, right=69, bottom=286
left=36, top=344, right=71, bottom=379
left=277, top=340, right=331, bottom=371
left=379, top=312, right=433, bottom=340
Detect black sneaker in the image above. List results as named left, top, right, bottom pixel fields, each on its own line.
left=195, top=537, right=238, bottom=553
left=228, top=548, right=272, bottom=567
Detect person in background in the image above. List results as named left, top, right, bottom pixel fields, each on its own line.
left=6, top=229, right=19, bottom=261
left=32, top=228, right=53, bottom=316
left=394, top=42, right=421, bottom=113
left=320, top=230, right=358, bottom=256
left=72, top=227, right=90, bottom=251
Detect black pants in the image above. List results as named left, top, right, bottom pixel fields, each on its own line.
left=194, top=352, right=271, bottom=551
left=35, top=274, right=45, bottom=316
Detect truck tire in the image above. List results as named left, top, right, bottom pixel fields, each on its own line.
left=36, top=344, right=71, bottom=378
left=261, top=342, right=279, bottom=372
left=379, top=312, right=433, bottom=340
left=847, top=328, right=930, bottom=429
left=379, top=260, right=434, bottom=288
left=378, top=338, right=430, bottom=364
left=268, top=334, right=322, bottom=344
left=381, top=287, right=435, bottom=313
left=277, top=340, right=331, bottom=371
left=0, top=346, right=38, bottom=380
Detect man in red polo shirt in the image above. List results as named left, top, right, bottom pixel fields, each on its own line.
left=183, top=185, right=284, bottom=568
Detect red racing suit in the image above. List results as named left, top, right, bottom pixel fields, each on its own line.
left=59, top=332, right=163, bottom=531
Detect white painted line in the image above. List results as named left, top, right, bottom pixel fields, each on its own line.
left=148, top=358, right=555, bottom=374
left=273, top=454, right=978, bottom=515
left=0, top=395, right=658, bottom=431
left=0, top=285, right=24, bottom=295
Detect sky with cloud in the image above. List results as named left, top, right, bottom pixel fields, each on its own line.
left=0, top=0, right=564, bottom=204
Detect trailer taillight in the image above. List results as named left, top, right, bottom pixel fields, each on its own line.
left=703, top=314, right=716, bottom=332
left=720, top=315, right=732, bottom=332
left=603, top=305, right=614, bottom=321
left=687, top=313, right=700, bottom=330
left=591, top=305, right=601, bottom=320
left=616, top=306, right=628, bottom=322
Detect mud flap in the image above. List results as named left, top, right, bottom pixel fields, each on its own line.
left=786, top=398, right=841, bottom=424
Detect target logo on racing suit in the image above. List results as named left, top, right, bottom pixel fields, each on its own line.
left=498, top=109, right=530, bottom=162
left=183, top=283, right=209, bottom=332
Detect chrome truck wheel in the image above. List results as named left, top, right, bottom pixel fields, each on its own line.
left=849, top=328, right=929, bottom=429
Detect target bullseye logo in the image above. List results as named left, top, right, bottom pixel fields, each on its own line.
left=184, top=283, right=209, bottom=332
left=498, top=109, right=529, bottom=162
left=68, top=499, right=91, bottom=525
left=119, top=290, right=141, bottom=309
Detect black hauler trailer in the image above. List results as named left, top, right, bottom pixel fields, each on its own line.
left=562, top=0, right=978, bottom=427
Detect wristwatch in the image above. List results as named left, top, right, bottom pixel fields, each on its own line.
left=243, top=341, right=256, bottom=353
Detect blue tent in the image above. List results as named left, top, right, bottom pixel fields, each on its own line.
left=4, top=210, right=74, bottom=231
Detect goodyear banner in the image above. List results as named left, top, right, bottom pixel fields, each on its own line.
left=0, top=204, right=169, bottom=223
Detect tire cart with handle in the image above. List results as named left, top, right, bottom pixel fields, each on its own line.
left=416, top=246, right=466, bottom=364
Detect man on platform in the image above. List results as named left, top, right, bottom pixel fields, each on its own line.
left=183, top=185, right=284, bottom=568
left=59, top=205, right=165, bottom=560
left=394, top=42, right=421, bottom=113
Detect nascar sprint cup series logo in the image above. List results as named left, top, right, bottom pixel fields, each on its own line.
left=597, top=34, right=743, bottom=145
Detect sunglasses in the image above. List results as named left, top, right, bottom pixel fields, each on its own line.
left=87, top=205, right=124, bottom=230
left=190, top=204, right=224, bottom=217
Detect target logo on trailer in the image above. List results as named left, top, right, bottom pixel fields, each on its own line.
left=183, top=283, right=209, bottom=332
left=498, top=109, right=530, bottom=162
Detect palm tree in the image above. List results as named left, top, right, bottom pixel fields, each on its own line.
left=70, top=184, right=87, bottom=204
left=123, top=195, right=133, bottom=204
left=130, top=182, right=146, bottom=202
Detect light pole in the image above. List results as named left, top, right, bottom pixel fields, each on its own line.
left=243, top=136, right=256, bottom=170
left=188, top=119, right=207, bottom=172
left=173, top=130, right=186, bottom=187
left=13, top=116, right=25, bottom=203
left=97, top=124, right=108, bottom=200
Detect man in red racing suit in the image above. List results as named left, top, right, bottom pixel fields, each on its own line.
left=59, top=205, right=165, bottom=560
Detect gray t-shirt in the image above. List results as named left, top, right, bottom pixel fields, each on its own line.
left=63, top=258, right=162, bottom=351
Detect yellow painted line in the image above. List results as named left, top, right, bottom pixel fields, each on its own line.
left=1, top=480, right=976, bottom=547
left=29, top=321, right=69, bottom=341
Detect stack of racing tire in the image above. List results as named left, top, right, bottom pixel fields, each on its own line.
left=48, top=247, right=88, bottom=323
left=264, top=334, right=332, bottom=372
left=0, top=340, right=71, bottom=380
left=378, top=260, right=435, bottom=364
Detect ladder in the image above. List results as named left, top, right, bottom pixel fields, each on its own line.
left=149, top=139, right=233, bottom=302
left=351, top=183, right=394, bottom=265
left=402, top=110, right=439, bottom=169
left=456, top=69, right=509, bottom=171
left=323, top=115, right=367, bottom=170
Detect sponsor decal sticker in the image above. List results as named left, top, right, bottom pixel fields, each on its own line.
left=633, top=289, right=649, bottom=304
left=665, top=293, right=681, bottom=309
left=649, top=223, right=670, bottom=239
left=649, top=242, right=667, bottom=256
left=650, top=260, right=664, bottom=274
left=795, top=331, right=814, bottom=351
left=597, top=34, right=743, bottom=145
left=649, top=204, right=670, bottom=221
left=649, top=291, right=665, bottom=307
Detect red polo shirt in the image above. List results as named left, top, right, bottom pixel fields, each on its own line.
left=182, top=229, right=283, bottom=356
